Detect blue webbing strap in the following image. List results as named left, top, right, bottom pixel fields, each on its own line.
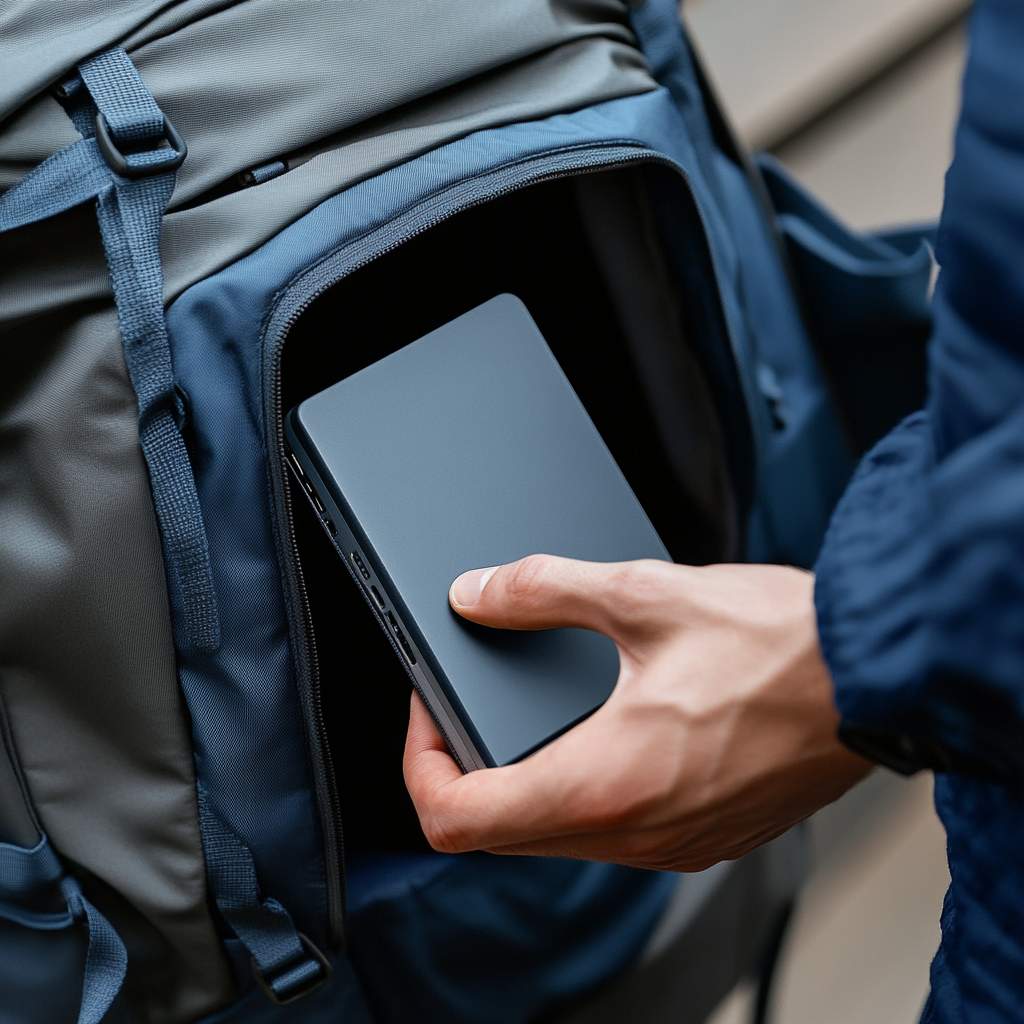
left=0, top=835, right=128, bottom=1024
left=0, top=47, right=220, bottom=654
left=196, top=786, right=327, bottom=1002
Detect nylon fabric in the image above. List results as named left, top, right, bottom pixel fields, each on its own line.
left=0, top=138, right=110, bottom=228
left=1, top=1, right=654, bottom=206
left=0, top=900, right=73, bottom=931
left=344, top=853, right=675, bottom=1024
left=1, top=35, right=657, bottom=318
left=631, top=2, right=727, bottom=217
left=0, top=5, right=839, bottom=1022
left=0, top=298, right=234, bottom=1022
left=714, top=152, right=851, bottom=566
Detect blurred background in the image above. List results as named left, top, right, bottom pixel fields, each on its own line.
left=683, top=0, right=969, bottom=1020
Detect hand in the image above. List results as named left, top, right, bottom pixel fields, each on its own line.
left=403, top=555, right=871, bottom=871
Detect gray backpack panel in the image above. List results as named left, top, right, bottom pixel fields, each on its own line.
left=2, top=1, right=655, bottom=312
left=0, top=302, right=235, bottom=1021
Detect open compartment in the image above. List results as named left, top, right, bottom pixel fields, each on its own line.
left=278, top=166, right=747, bottom=854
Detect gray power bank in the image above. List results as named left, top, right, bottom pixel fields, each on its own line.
left=285, top=294, right=670, bottom=771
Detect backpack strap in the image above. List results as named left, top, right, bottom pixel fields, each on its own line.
left=0, top=835, right=128, bottom=1024
left=196, top=786, right=331, bottom=1004
left=0, top=46, right=219, bottom=655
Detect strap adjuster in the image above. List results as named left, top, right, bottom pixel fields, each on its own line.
left=95, top=112, right=187, bottom=178
left=250, top=932, right=332, bottom=1005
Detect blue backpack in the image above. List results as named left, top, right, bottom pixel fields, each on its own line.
left=0, top=3, right=933, bottom=1022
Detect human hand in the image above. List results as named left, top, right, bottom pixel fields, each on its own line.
left=403, top=555, right=871, bottom=871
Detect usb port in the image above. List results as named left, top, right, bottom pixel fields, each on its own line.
left=370, top=585, right=386, bottom=610
left=386, top=612, right=416, bottom=665
left=351, top=552, right=370, bottom=581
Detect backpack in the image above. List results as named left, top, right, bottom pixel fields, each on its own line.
left=0, top=3, right=934, bottom=1022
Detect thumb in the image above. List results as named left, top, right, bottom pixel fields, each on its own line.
left=449, top=553, right=648, bottom=638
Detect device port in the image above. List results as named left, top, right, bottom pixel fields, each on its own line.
left=397, top=633, right=417, bottom=665
left=351, top=552, right=370, bottom=580
left=287, top=450, right=308, bottom=482
left=323, top=518, right=337, bottom=538
left=386, top=612, right=417, bottom=665
left=370, top=585, right=386, bottom=610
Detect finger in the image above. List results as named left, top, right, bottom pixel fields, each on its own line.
left=449, top=554, right=671, bottom=638
left=403, top=691, right=462, bottom=794
left=404, top=698, right=602, bottom=853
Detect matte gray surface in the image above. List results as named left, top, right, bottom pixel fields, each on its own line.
left=292, top=295, right=670, bottom=767
left=0, top=303, right=233, bottom=1023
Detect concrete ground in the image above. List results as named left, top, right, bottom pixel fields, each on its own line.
left=709, top=773, right=949, bottom=1024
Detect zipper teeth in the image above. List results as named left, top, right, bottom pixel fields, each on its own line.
left=264, top=139, right=756, bottom=948
left=273, top=146, right=655, bottom=340
left=281, top=469, right=347, bottom=937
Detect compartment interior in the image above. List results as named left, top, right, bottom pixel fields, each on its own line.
left=280, top=167, right=738, bottom=854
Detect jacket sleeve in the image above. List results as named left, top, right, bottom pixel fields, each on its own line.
left=813, top=0, right=1024, bottom=784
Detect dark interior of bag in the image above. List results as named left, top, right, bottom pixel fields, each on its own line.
left=280, top=167, right=739, bottom=853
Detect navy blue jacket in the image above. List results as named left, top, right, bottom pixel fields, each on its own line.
left=815, top=1, right=1024, bottom=1018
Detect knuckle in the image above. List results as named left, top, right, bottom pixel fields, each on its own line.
left=420, top=815, right=465, bottom=854
left=504, top=554, right=552, bottom=605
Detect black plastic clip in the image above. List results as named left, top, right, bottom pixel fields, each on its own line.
left=251, top=933, right=333, bottom=1006
left=95, top=112, right=187, bottom=178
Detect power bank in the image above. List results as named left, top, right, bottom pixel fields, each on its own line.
left=285, top=294, right=670, bottom=771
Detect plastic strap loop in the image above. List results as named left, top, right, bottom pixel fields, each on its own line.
left=0, top=46, right=219, bottom=653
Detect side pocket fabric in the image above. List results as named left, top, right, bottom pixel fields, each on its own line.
left=758, top=154, right=934, bottom=455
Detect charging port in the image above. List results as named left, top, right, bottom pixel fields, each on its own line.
left=386, top=612, right=417, bottom=665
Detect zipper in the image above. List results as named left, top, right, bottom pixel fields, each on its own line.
left=260, top=140, right=759, bottom=947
